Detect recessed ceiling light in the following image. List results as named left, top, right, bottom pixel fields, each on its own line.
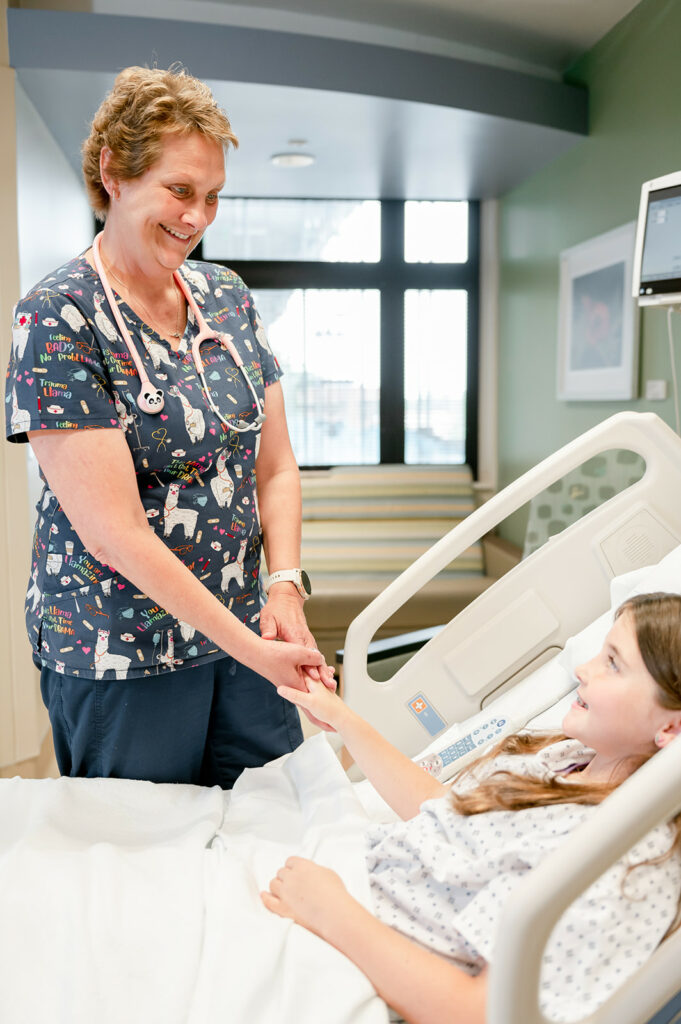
left=271, top=152, right=315, bottom=168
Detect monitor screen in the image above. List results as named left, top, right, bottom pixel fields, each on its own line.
left=633, top=171, right=681, bottom=305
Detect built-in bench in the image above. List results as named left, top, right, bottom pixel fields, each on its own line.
left=299, top=464, right=520, bottom=666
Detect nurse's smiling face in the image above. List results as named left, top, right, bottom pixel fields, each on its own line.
left=102, top=131, right=225, bottom=280
left=562, top=611, right=670, bottom=766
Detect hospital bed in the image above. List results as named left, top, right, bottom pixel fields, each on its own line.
left=2, top=410, right=681, bottom=1024
left=341, top=410, right=681, bottom=1024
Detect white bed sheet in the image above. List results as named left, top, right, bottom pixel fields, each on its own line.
left=0, top=735, right=388, bottom=1024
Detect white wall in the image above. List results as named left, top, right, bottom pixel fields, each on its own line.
left=0, top=80, right=93, bottom=767
left=0, top=17, right=41, bottom=766
left=15, top=80, right=92, bottom=297
left=15, top=81, right=93, bottom=515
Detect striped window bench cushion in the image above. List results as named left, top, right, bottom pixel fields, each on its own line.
left=300, top=464, right=483, bottom=580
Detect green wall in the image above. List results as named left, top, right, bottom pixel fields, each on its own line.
left=497, top=0, right=681, bottom=545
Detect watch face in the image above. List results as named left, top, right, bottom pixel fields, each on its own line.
left=300, top=569, right=312, bottom=595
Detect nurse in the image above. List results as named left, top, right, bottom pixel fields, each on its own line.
left=5, top=65, right=333, bottom=788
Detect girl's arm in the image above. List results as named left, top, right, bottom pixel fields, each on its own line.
left=278, top=675, right=446, bottom=819
left=262, top=857, right=486, bottom=1024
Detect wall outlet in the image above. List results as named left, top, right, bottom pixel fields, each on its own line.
left=645, top=379, right=668, bottom=400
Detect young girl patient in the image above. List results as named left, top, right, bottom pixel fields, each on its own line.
left=262, top=592, right=681, bottom=1024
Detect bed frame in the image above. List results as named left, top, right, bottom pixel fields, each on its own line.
left=342, top=411, right=681, bottom=1024
left=343, top=412, right=681, bottom=756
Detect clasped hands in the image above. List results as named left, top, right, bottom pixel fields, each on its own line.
left=261, top=586, right=337, bottom=731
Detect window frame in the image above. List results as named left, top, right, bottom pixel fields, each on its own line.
left=194, top=199, right=480, bottom=473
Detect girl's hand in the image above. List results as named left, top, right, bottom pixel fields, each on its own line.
left=261, top=857, right=352, bottom=940
left=278, top=673, right=346, bottom=733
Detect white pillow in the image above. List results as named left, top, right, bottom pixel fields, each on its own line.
left=559, top=542, right=681, bottom=678
left=414, top=543, right=681, bottom=781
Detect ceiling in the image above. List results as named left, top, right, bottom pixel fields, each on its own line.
left=9, top=0, right=643, bottom=201
left=179, top=0, right=642, bottom=72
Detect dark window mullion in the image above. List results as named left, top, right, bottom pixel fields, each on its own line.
left=221, top=260, right=383, bottom=289
left=380, top=285, right=405, bottom=463
left=206, top=260, right=473, bottom=291
left=465, top=201, right=480, bottom=476
left=380, top=202, right=405, bottom=463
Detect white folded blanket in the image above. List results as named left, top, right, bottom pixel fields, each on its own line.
left=0, top=735, right=388, bottom=1024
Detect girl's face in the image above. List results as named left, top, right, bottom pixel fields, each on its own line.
left=563, top=611, right=670, bottom=764
left=105, top=131, right=225, bottom=280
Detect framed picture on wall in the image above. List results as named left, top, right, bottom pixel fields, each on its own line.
left=557, top=221, right=639, bottom=400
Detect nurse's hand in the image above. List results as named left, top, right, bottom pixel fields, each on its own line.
left=257, top=637, right=328, bottom=700
left=261, top=587, right=336, bottom=697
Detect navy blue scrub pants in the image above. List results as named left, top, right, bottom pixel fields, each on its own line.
left=40, top=656, right=304, bottom=789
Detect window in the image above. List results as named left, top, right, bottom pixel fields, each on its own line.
left=196, top=199, right=479, bottom=469
left=204, top=198, right=380, bottom=263
left=404, top=201, right=468, bottom=263
left=404, top=289, right=468, bottom=464
left=254, top=288, right=380, bottom=464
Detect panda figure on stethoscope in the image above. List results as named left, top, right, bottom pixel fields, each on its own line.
left=92, top=232, right=266, bottom=433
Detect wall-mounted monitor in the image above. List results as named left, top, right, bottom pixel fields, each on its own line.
left=632, top=169, right=681, bottom=306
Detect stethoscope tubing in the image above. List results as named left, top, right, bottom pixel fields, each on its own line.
left=91, top=232, right=265, bottom=432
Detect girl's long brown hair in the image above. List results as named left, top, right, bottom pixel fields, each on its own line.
left=449, top=592, right=681, bottom=934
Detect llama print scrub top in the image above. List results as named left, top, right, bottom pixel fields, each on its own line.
left=5, top=254, right=281, bottom=680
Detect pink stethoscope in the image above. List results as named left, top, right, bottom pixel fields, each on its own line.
left=92, top=232, right=266, bottom=433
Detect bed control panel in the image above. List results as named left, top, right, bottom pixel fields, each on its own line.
left=417, top=717, right=507, bottom=777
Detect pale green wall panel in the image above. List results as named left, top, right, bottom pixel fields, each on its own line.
left=498, top=0, right=681, bottom=545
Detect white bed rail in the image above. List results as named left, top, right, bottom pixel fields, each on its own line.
left=342, top=412, right=681, bottom=755
left=488, top=736, right=681, bottom=1024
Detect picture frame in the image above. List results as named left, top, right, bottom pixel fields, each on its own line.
left=557, top=222, right=639, bottom=401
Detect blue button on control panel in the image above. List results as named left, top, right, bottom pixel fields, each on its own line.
left=436, top=717, right=507, bottom=767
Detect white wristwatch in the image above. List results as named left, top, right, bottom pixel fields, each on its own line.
left=265, top=568, right=312, bottom=601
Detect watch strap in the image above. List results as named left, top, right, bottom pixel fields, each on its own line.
left=266, top=568, right=311, bottom=600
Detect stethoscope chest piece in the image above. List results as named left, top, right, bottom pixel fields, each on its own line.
left=138, top=382, right=165, bottom=414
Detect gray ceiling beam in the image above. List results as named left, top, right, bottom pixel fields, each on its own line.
left=7, top=8, right=587, bottom=135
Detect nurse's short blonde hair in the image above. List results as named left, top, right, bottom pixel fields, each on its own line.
left=82, top=65, right=238, bottom=221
